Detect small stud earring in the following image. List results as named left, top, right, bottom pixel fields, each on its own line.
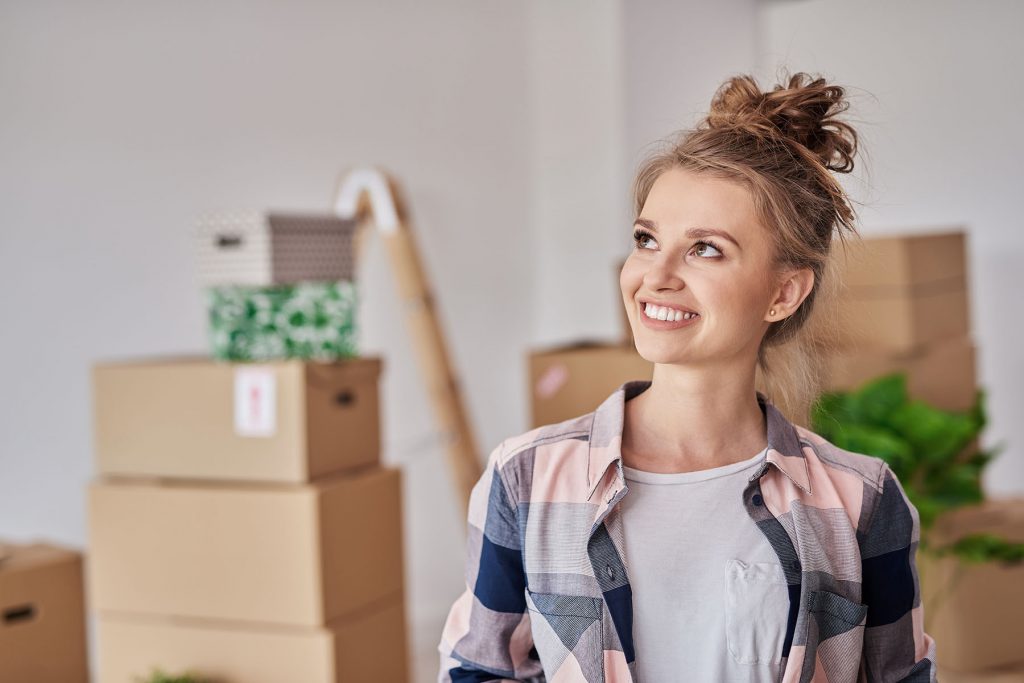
left=769, top=308, right=776, bottom=316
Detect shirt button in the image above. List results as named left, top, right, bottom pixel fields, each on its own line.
left=752, top=493, right=764, bottom=507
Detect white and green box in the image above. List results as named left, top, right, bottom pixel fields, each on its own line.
left=207, top=280, right=358, bottom=361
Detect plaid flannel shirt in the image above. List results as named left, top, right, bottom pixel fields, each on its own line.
left=438, top=379, right=938, bottom=682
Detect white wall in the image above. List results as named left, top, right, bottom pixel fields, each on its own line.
left=757, top=0, right=1024, bottom=496
left=528, top=0, right=627, bottom=348
left=622, top=0, right=760, bottom=175
left=0, top=2, right=535, bottom=679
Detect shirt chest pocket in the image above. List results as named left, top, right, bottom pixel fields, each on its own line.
left=724, top=558, right=790, bottom=666
left=525, top=588, right=604, bottom=675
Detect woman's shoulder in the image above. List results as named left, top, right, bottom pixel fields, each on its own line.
left=499, top=410, right=597, bottom=462
left=794, top=423, right=890, bottom=488
left=485, top=410, right=599, bottom=501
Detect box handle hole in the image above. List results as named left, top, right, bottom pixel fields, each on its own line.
left=4, top=604, right=36, bottom=625
left=216, top=234, right=244, bottom=248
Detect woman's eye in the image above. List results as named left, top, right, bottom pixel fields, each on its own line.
left=692, top=240, right=723, bottom=258
left=633, top=229, right=656, bottom=249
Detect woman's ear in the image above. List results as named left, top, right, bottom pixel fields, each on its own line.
left=767, top=267, right=814, bottom=321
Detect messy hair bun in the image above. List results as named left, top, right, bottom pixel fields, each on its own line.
left=700, top=72, right=859, bottom=175
left=629, top=69, right=866, bottom=424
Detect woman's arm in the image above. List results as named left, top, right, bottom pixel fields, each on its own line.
left=859, top=462, right=938, bottom=682
left=438, top=442, right=544, bottom=683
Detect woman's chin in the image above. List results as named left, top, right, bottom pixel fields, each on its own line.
left=633, top=343, right=692, bottom=366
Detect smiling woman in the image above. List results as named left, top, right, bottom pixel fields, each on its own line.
left=439, top=70, right=936, bottom=683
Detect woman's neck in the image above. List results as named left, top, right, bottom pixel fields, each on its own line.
left=621, top=374, right=769, bottom=474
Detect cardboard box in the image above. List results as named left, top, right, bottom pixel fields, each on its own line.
left=934, top=664, right=1024, bottom=683
left=206, top=280, right=358, bottom=362
left=94, top=355, right=382, bottom=483
left=88, top=466, right=404, bottom=627
left=195, top=210, right=357, bottom=287
left=808, top=230, right=970, bottom=353
left=820, top=334, right=977, bottom=412
left=97, top=593, right=408, bottom=683
left=529, top=341, right=652, bottom=428
left=920, top=498, right=1024, bottom=672
left=0, top=542, right=88, bottom=683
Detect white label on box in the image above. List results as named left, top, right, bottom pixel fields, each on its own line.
left=234, top=367, right=277, bottom=437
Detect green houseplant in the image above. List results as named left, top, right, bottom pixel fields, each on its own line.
left=134, top=670, right=213, bottom=683
left=809, top=372, right=1024, bottom=624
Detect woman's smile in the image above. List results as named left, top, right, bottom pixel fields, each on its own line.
left=639, top=301, right=702, bottom=330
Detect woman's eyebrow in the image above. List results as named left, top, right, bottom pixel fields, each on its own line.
left=633, top=217, right=741, bottom=249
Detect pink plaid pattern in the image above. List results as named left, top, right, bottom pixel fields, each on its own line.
left=439, top=380, right=937, bottom=682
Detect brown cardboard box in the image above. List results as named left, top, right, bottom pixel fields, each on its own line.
left=808, top=230, right=970, bottom=353
left=97, top=593, right=408, bottom=683
left=934, top=664, right=1024, bottom=683
left=529, top=341, right=652, bottom=428
left=93, top=355, right=382, bottom=483
left=0, top=542, right=89, bottom=683
left=920, top=498, right=1024, bottom=672
left=820, top=334, right=977, bottom=412
left=88, top=465, right=403, bottom=627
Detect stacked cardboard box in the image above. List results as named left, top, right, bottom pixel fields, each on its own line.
left=88, top=213, right=407, bottom=682
left=196, top=210, right=360, bottom=362
left=0, top=542, right=89, bottom=682
left=809, top=229, right=976, bottom=412
left=88, top=355, right=409, bottom=682
left=921, top=499, right=1024, bottom=680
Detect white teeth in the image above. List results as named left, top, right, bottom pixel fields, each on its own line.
left=643, top=303, right=698, bottom=322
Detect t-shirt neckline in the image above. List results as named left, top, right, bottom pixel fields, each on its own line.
left=621, top=446, right=769, bottom=485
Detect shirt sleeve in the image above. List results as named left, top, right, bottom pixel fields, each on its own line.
left=437, top=441, right=544, bottom=683
left=859, top=461, right=938, bottom=682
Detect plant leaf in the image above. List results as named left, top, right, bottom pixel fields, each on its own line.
left=854, top=372, right=909, bottom=426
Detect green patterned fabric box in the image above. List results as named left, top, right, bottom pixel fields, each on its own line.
left=207, top=280, right=358, bottom=361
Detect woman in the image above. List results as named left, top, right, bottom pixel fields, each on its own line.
left=438, top=71, right=937, bottom=683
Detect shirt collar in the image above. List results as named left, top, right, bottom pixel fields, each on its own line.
left=586, top=379, right=811, bottom=500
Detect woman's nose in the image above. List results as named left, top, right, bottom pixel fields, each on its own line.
left=643, top=255, right=684, bottom=290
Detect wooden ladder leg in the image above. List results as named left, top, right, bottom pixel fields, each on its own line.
left=336, top=168, right=483, bottom=524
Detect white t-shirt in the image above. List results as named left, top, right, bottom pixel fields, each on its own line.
left=619, top=446, right=790, bottom=682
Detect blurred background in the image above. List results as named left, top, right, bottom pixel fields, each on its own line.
left=2, top=1, right=1022, bottom=682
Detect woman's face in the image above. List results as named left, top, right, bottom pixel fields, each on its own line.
left=620, top=166, right=785, bottom=367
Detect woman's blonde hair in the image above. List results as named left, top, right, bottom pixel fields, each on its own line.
left=631, top=69, right=864, bottom=425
